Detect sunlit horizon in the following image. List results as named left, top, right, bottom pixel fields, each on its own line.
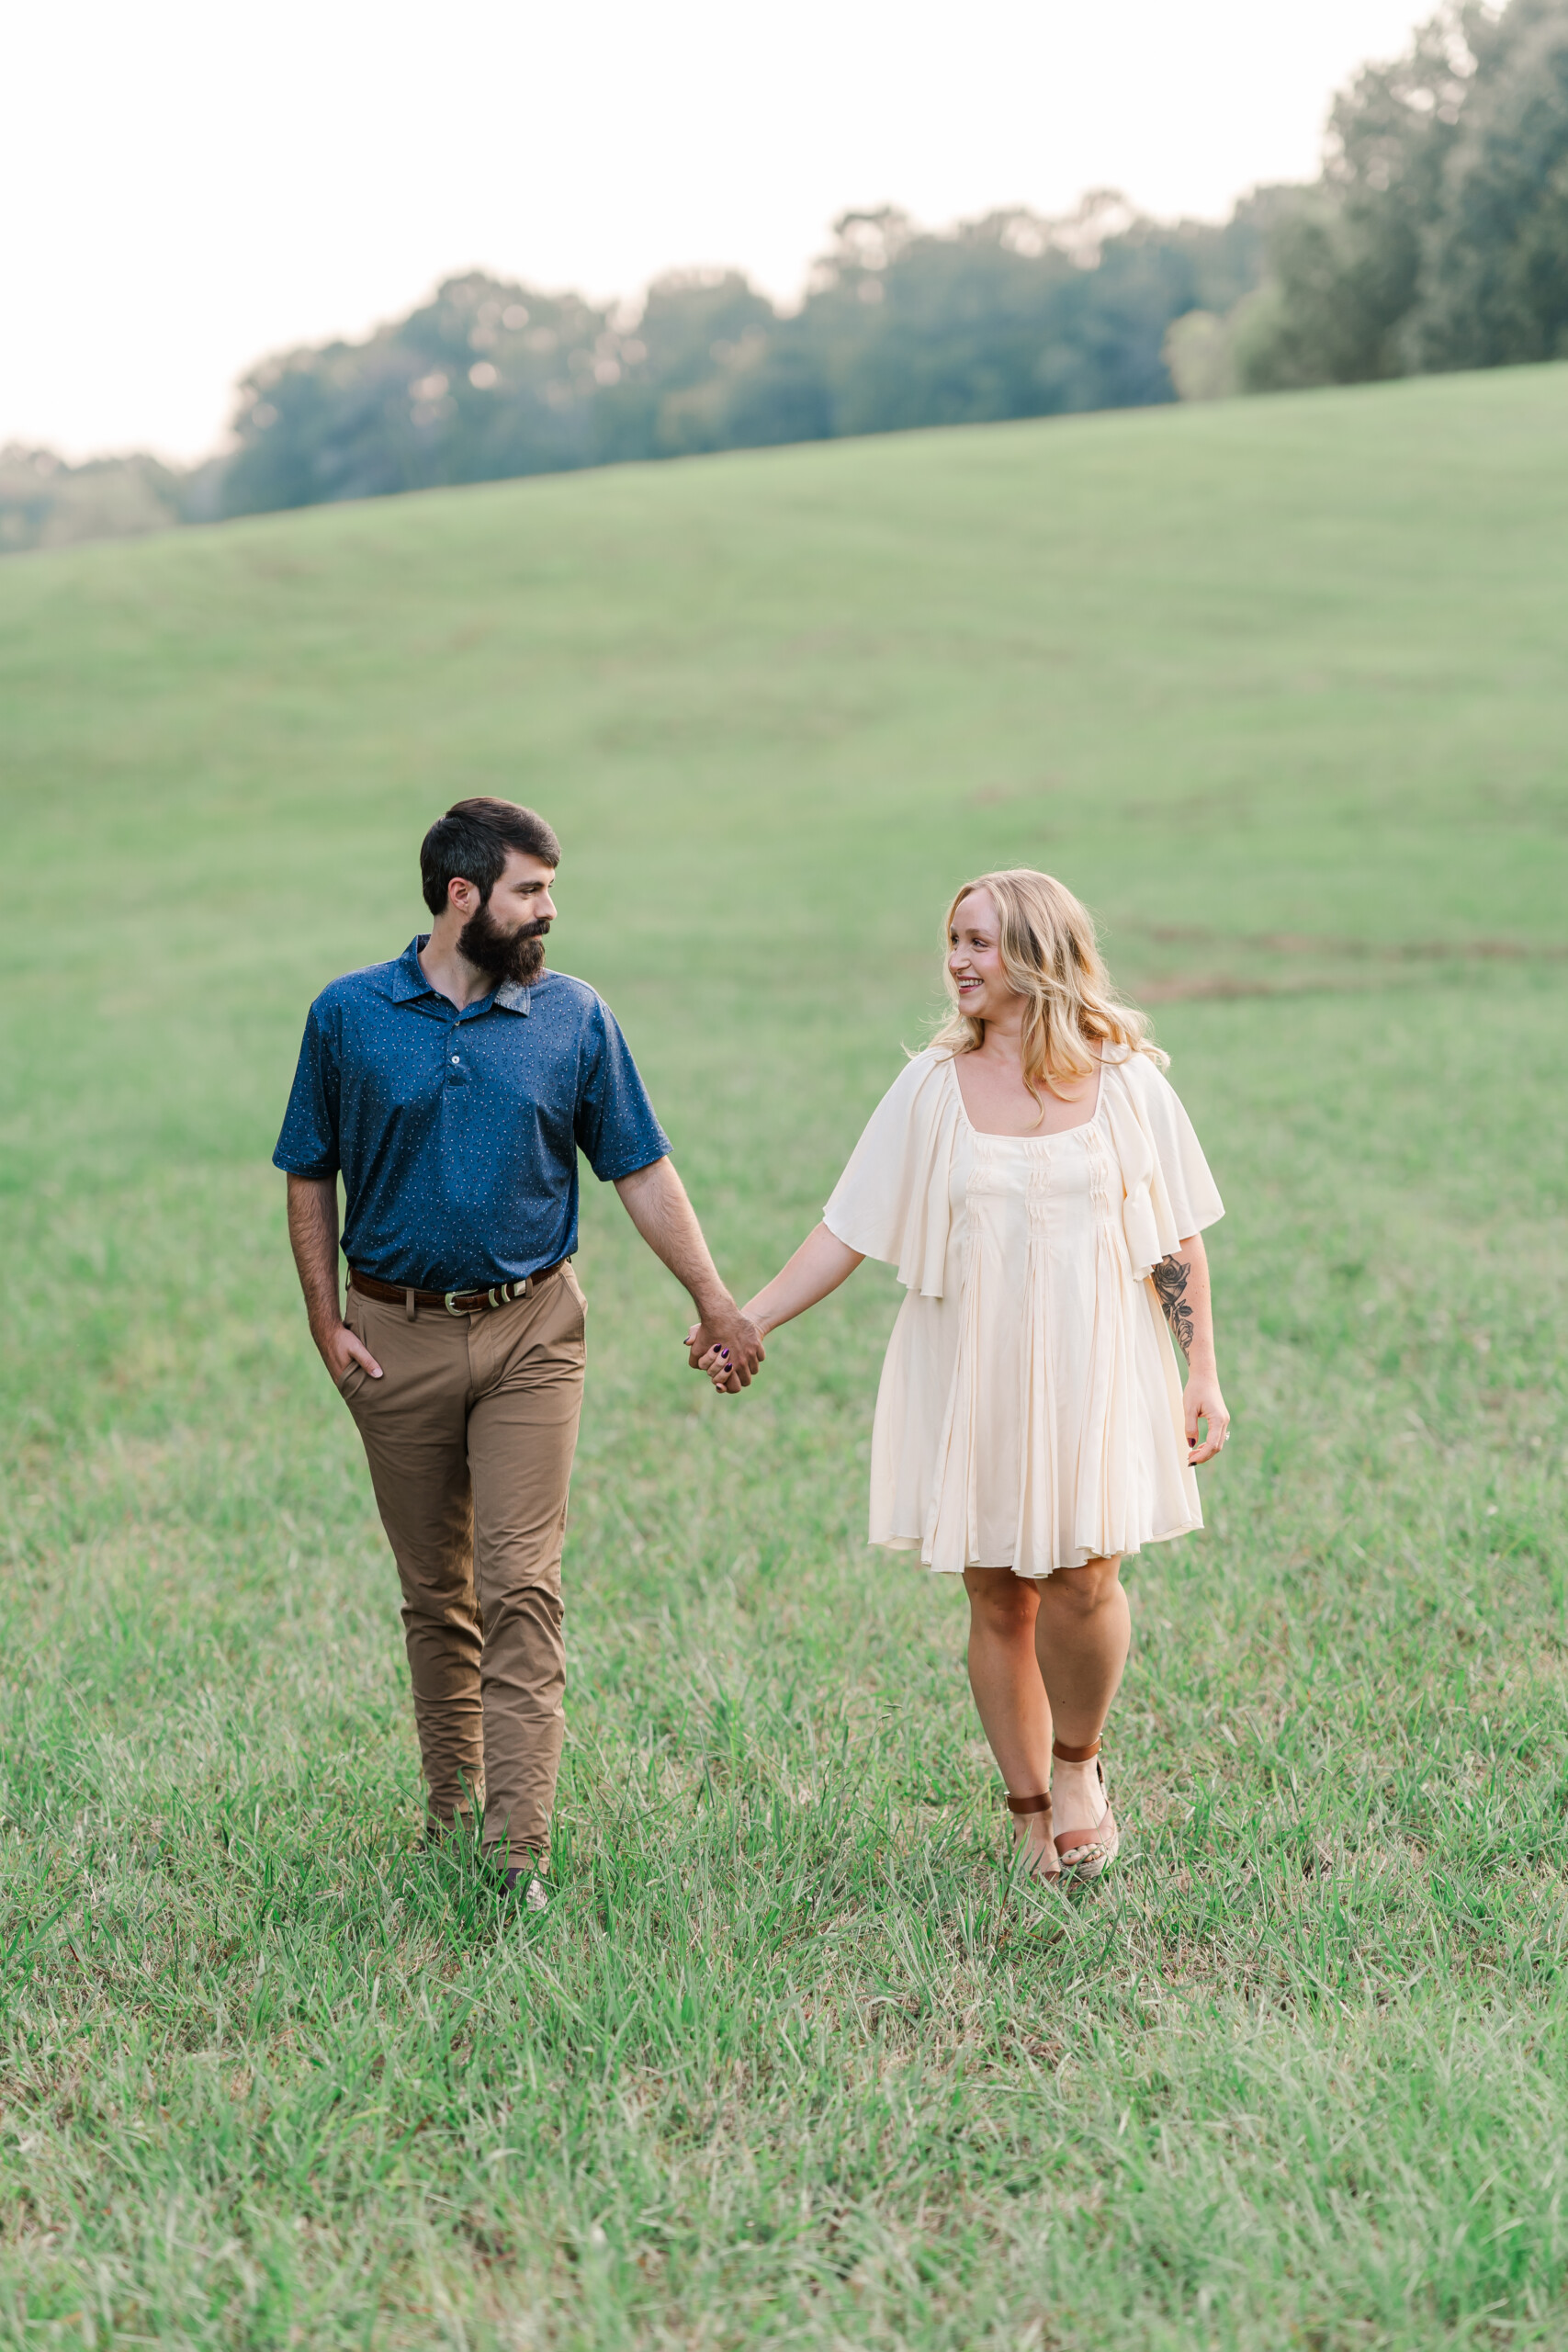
left=4, top=0, right=1429, bottom=462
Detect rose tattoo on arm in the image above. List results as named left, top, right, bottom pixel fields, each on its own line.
left=1153, top=1253, right=1195, bottom=1358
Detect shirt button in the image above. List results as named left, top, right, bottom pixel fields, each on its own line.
left=452, top=1056, right=460, bottom=1064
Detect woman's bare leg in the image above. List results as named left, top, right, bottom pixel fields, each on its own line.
left=963, top=1566, right=1055, bottom=1869
left=1032, top=1555, right=1129, bottom=1839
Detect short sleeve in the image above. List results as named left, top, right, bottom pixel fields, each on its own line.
left=573, top=997, right=671, bottom=1182
left=1138, top=1062, right=1224, bottom=1238
left=823, top=1052, right=963, bottom=1296
left=273, top=1002, right=342, bottom=1179
left=1097, top=1051, right=1223, bottom=1281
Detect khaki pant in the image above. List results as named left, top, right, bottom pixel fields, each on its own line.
left=338, top=1264, right=588, bottom=1861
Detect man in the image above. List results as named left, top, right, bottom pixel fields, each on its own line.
left=275, top=797, right=762, bottom=1904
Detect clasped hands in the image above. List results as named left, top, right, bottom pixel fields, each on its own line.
left=684, top=1303, right=765, bottom=1394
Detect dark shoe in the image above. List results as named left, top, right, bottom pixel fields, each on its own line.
left=490, top=1850, right=550, bottom=1910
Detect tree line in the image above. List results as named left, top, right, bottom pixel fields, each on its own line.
left=1179, top=0, right=1568, bottom=394
left=213, top=195, right=1268, bottom=519
left=5, top=0, right=1564, bottom=549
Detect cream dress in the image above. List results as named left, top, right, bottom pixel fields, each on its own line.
left=822, top=1046, right=1224, bottom=1579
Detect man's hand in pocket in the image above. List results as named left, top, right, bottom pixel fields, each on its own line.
left=314, top=1318, right=383, bottom=1385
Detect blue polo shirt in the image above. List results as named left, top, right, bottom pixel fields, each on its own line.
left=273, top=938, right=670, bottom=1290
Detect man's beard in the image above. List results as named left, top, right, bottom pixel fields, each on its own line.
left=457, top=900, right=549, bottom=987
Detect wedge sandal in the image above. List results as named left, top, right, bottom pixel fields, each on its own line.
left=1051, top=1736, right=1120, bottom=1883
left=1006, top=1790, right=1061, bottom=1883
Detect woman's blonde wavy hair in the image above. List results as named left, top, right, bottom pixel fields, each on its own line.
left=930, top=868, right=1165, bottom=1113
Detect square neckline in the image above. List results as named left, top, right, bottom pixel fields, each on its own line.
left=947, top=1050, right=1105, bottom=1143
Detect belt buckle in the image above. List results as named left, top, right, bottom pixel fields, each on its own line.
left=444, top=1289, right=467, bottom=1316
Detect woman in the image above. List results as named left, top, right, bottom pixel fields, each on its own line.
left=698, top=870, right=1229, bottom=1883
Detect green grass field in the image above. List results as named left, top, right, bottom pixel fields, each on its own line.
left=2, top=365, right=1567, bottom=2350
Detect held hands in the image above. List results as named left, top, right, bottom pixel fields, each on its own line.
left=683, top=1228, right=860, bottom=1392
left=684, top=1302, right=765, bottom=1395
left=1184, top=1369, right=1229, bottom=1465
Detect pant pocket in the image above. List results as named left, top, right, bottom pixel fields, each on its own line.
left=337, top=1295, right=371, bottom=1405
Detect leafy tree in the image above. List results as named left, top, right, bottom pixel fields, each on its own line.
left=1238, top=10, right=1471, bottom=389
left=220, top=274, right=615, bottom=515
left=204, top=198, right=1280, bottom=518
left=1239, top=1, right=1568, bottom=389
left=790, top=198, right=1266, bottom=435
left=0, top=445, right=183, bottom=553
left=588, top=271, right=784, bottom=459
left=1406, top=0, right=1568, bottom=366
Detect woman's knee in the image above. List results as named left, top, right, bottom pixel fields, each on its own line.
left=965, top=1568, right=1038, bottom=1638
left=1038, top=1557, right=1122, bottom=1623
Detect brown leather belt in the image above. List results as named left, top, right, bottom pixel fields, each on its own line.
left=350, top=1261, right=570, bottom=1318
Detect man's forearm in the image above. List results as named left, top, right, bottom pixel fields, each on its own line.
left=285, top=1174, right=382, bottom=1384
left=286, top=1174, right=344, bottom=1336
left=613, top=1157, right=731, bottom=1317
left=616, top=1156, right=764, bottom=1387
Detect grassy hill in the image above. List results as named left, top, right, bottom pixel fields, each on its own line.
left=2, top=368, right=1566, bottom=2348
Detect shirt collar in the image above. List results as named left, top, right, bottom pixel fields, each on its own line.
left=388, top=937, right=532, bottom=1014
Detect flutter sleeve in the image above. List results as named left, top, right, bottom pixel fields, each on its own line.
left=822, top=1050, right=963, bottom=1298
left=1100, top=1051, right=1224, bottom=1282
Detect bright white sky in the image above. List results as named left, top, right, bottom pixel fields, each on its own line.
left=4, top=0, right=1427, bottom=462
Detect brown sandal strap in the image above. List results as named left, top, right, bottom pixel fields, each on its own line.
left=1052, top=1736, right=1101, bottom=1763
left=1057, top=1807, right=1118, bottom=1865
left=1005, top=1792, right=1052, bottom=1816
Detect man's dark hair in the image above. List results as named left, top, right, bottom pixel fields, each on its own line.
left=420, top=797, right=561, bottom=917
